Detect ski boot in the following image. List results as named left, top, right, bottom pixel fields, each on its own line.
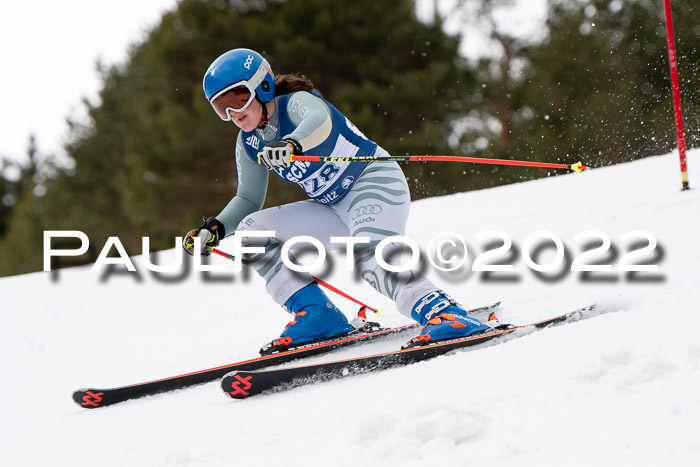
left=403, top=291, right=490, bottom=349
left=260, top=282, right=356, bottom=355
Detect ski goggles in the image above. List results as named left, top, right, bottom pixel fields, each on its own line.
left=208, top=59, right=271, bottom=120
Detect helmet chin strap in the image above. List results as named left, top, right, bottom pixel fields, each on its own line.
left=257, top=97, right=269, bottom=130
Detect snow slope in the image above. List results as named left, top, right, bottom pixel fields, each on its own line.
left=1, top=150, right=699, bottom=466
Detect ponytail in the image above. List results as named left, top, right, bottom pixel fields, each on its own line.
left=274, top=73, right=314, bottom=96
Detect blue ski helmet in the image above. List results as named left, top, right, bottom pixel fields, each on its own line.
left=203, top=48, right=275, bottom=104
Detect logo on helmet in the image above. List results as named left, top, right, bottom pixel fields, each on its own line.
left=244, top=55, right=254, bottom=70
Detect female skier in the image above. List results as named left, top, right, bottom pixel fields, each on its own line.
left=184, top=48, right=488, bottom=350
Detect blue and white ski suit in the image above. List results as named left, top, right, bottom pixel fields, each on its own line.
left=214, top=90, right=438, bottom=318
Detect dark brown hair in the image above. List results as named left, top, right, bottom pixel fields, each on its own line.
left=274, top=73, right=314, bottom=96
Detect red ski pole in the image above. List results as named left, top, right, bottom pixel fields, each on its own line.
left=209, top=247, right=381, bottom=315
left=292, top=154, right=588, bottom=173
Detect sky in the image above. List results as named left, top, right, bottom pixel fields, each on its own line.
left=0, top=0, right=178, bottom=165
left=0, top=0, right=547, bottom=167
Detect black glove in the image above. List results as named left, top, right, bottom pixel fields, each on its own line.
left=257, top=138, right=302, bottom=169
left=183, top=217, right=225, bottom=256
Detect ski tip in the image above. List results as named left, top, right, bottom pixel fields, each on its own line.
left=72, top=388, right=106, bottom=409
left=221, top=371, right=255, bottom=400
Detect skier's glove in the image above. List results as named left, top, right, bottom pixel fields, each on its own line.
left=257, top=139, right=302, bottom=170
left=183, top=217, right=225, bottom=256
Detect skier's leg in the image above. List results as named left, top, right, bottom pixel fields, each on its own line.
left=236, top=200, right=355, bottom=347
left=333, top=153, right=488, bottom=343
left=331, top=158, right=433, bottom=313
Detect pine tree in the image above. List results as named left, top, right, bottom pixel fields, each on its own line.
left=0, top=0, right=471, bottom=276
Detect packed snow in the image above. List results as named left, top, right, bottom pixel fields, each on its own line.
left=1, top=150, right=699, bottom=466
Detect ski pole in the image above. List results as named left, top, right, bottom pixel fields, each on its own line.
left=291, top=154, right=588, bottom=173
left=312, top=277, right=381, bottom=319
left=210, top=246, right=251, bottom=265
left=209, top=247, right=381, bottom=315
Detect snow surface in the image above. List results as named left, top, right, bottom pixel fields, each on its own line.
left=1, top=150, right=699, bottom=466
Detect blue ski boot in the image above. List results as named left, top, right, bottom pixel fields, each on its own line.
left=260, top=282, right=355, bottom=355
left=403, top=291, right=489, bottom=349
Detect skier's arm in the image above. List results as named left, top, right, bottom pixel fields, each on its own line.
left=283, top=91, right=333, bottom=152
left=214, top=134, right=268, bottom=236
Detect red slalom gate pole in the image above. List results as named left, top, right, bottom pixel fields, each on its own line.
left=292, top=154, right=588, bottom=173
left=663, top=0, right=690, bottom=190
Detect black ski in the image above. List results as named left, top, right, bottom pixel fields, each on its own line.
left=72, top=301, right=501, bottom=408
left=221, top=304, right=596, bottom=399
left=71, top=324, right=415, bottom=409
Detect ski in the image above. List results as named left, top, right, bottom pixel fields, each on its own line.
left=221, top=304, right=597, bottom=399
left=72, top=301, right=501, bottom=408
left=71, top=324, right=415, bottom=409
